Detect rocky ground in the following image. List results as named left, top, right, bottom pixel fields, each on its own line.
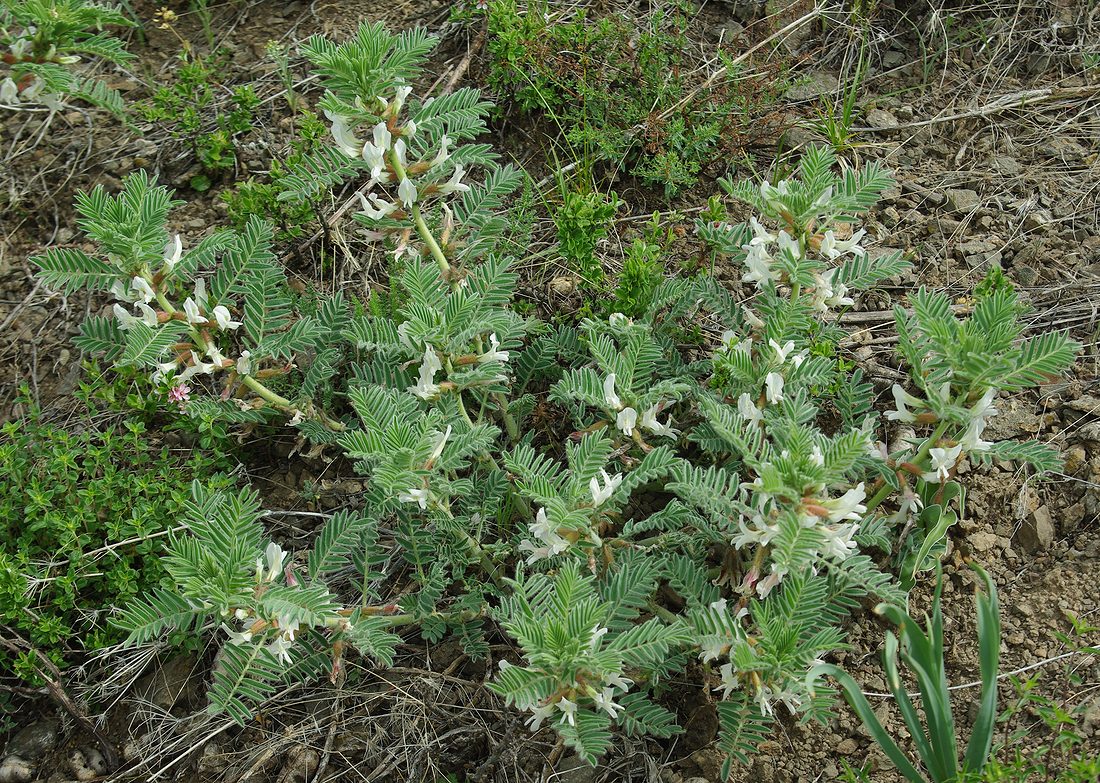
left=1, top=0, right=1098, bottom=781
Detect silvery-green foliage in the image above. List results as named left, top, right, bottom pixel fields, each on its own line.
left=32, top=22, right=1080, bottom=773
left=0, top=0, right=133, bottom=115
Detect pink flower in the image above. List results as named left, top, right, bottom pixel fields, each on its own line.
left=168, top=383, right=191, bottom=409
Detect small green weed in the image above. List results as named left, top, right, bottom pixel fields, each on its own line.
left=138, top=50, right=260, bottom=188
left=223, top=110, right=328, bottom=241
left=485, top=0, right=786, bottom=196
left=612, top=213, right=669, bottom=318
left=0, top=379, right=235, bottom=682
left=554, top=186, right=621, bottom=290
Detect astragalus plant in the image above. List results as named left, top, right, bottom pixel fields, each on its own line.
left=0, top=0, right=133, bottom=115
left=31, top=22, right=1078, bottom=771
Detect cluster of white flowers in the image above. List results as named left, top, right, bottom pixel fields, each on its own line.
left=326, top=86, right=470, bottom=243
left=738, top=192, right=865, bottom=317
left=737, top=472, right=867, bottom=599
left=518, top=507, right=572, bottom=563
left=888, top=385, right=998, bottom=483
left=519, top=469, right=623, bottom=563
left=502, top=625, right=634, bottom=731
left=601, top=374, right=678, bottom=440
left=397, top=425, right=452, bottom=510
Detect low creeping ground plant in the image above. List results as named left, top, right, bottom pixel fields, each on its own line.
left=31, top=22, right=1079, bottom=771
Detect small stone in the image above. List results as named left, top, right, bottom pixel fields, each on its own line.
left=68, top=748, right=106, bottom=781
left=1023, top=210, right=1053, bottom=232
left=946, top=189, right=981, bottom=214
left=1016, top=506, right=1054, bottom=551
left=549, top=276, right=576, bottom=295
left=0, top=756, right=33, bottom=783
left=866, top=108, right=899, bottom=129
left=837, top=738, right=858, bottom=754
left=969, top=531, right=1000, bottom=552
left=5, top=719, right=60, bottom=760
left=992, top=155, right=1022, bottom=176
left=785, top=72, right=839, bottom=101
left=555, top=755, right=596, bottom=783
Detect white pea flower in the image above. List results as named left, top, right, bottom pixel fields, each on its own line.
left=923, top=444, right=963, bottom=483
left=588, top=625, right=609, bottom=651
left=110, top=279, right=135, bottom=303
left=183, top=297, right=206, bottom=325
left=608, top=312, right=629, bottom=327
left=177, top=351, right=218, bottom=382
left=325, top=111, right=362, bottom=157
left=431, top=135, right=451, bottom=167
left=748, top=215, right=775, bottom=246
left=357, top=193, right=398, bottom=221
left=408, top=345, right=443, bottom=399
left=236, top=351, right=251, bottom=376
left=605, top=672, right=633, bottom=692
left=263, top=542, right=286, bottom=581
left=525, top=703, right=556, bottom=732
left=397, top=178, right=417, bottom=208
left=742, top=242, right=777, bottom=287
left=557, top=697, right=578, bottom=727
left=392, top=138, right=408, bottom=167
left=390, top=85, right=413, bottom=115
left=589, top=469, right=623, bottom=507
left=163, top=234, right=183, bottom=271
left=733, top=514, right=778, bottom=549
left=960, top=417, right=992, bottom=453
left=759, top=180, right=790, bottom=212
left=737, top=392, right=763, bottom=424
left=134, top=302, right=158, bottom=327
left=616, top=407, right=638, bottom=436
left=755, top=565, right=787, bottom=598
left=0, top=78, right=17, bottom=104
left=362, top=142, right=387, bottom=182
left=268, top=635, right=293, bottom=665
left=112, top=304, right=140, bottom=330
left=641, top=402, right=679, bottom=438
left=770, top=339, right=795, bottom=364
left=765, top=372, right=785, bottom=404
left=820, top=228, right=866, bottom=259
left=402, top=119, right=417, bottom=138
left=399, top=488, right=430, bottom=509
left=886, top=384, right=923, bottom=423
left=720, top=329, right=739, bottom=350
left=743, top=305, right=765, bottom=330
left=520, top=508, right=570, bottom=563
left=429, top=425, right=452, bottom=463
left=821, top=522, right=860, bottom=561
left=477, top=333, right=509, bottom=364
left=287, top=409, right=305, bottom=426
left=212, top=305, right=242, bottom=331
left=810, top=444, right=825, bottom=466
left=603, top=373, right=622, bottom=410
left=150, top=360, right=178, bottom=385
left=206, top=343, right=229, bottom=367
left=820, top=483, right=867, bottom=522
left=221, top=623, right=253, bottom=645
left=437, top=164, right=470, bottom=195
left=131, top=276, right=155, bottom=304
left=969, top=388, right=998, bottom=423
left=716, top=662, right=739, bottom=699
left=776, top=229, right=801, bottom=261
left=372, top=121, right=392, bottom=151
left=592, top=688, right=624, bottom=719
